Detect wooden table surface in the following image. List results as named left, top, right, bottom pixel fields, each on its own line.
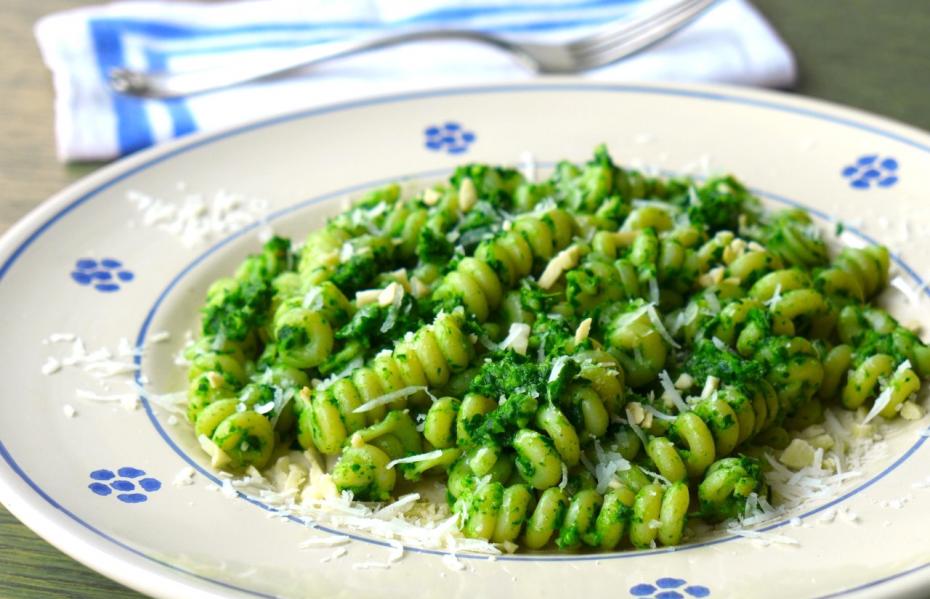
left=1, top=1, right=928, bottom=597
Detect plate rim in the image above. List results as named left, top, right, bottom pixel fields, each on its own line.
left=3, top=78, right=930, bottom=598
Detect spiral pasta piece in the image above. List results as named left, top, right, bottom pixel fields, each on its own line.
left=296, top=311, right=475, bottom=455
left=433, top=209, right=575, bottom=320
left=606, top=302, right=671, bottom=387
left=760, top=209, right=828, bottom=269
left=455, top=466, right=692, bottom=550
left=820, top=245, right=890, bottom=301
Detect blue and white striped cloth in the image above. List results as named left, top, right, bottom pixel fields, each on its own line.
left=35, top=0, right=796, bottom=162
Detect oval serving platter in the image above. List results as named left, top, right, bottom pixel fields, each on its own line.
left=2, top=81, right=930, bottom=599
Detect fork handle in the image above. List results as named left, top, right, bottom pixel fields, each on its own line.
left=109, top=30, right=531, bottom=99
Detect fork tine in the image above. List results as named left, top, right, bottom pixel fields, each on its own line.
left=568, top=0, right=710, bottom=55
left=569, top=0, right=715, bottom=68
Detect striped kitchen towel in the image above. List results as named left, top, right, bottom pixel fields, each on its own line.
left=35, top=0, right=796, bottom=162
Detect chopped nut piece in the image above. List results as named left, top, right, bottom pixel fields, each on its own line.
left=206, top=371, right=224, bottom=389
left=901, top=401, right=924, bottom=421
left=626, top=402, right=645, bottom=426
left=613, top=231, right=640, bottom=246
left=574, top=318, right=593, bottom=344
left=458, top=178, right=478, bottom=212
left=539, top=246, right=581, bottom=289
left=388, top=269, right=411, bottom=292
left=378, top=282, right=404, bottom=307
left=422, top=188, right=441, bottom=206
left=355, top=288, right=381, bottom=306
left=674, top=373, right=694, bottom=390
left=698, top=267, right=725, bottom=288
left=409, top=277, right=429, bottom=299
left=809, top=433, right=835, bottom=451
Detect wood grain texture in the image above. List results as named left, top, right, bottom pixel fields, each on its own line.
left=0, top=0, right=928, bottom=597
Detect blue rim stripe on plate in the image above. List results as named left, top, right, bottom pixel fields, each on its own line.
left=0, top=83, right=928, bottom=597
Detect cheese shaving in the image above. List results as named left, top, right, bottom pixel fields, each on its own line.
left=386, top=450, right=444, bottom=470
left=126, top=187, right=268, bottom=247
left=645, top=304, right=681, bottom=348
left=353, top=386, right=426, bottom=414
left=198, top=434, right=232, bottom=468
left=499, top=323, right=531, bottom=356
left=172, top=467, right=196, bottom=487
left=725, top=528, right=799, bottom=546
left=700, top=376, right=719, bottom=399
left=658, top=370, right=689, bottom=413
left=320, top=547, right=348, bottom=563
left=890, top=276, right=920, bottom=305
left=862, top=360, right=912, bottom=425
left=441, top=553, right=466, bottom=572
left=41, top=357, right=61, bottom=375
left=298, top=535, right=351, bottom=548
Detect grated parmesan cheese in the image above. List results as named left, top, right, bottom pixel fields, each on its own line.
left=645, top=304, right=680, bottom=348
left=172, top=467, right=196, bottom=487
left=499, top=323, right=531, bottom=356
left=41, top=357, right=62, bottom=375
left=198, top=434, right=232, bottom=469
left=126, top=187, right=268, bottom=247
left=386, top=450, right=444, bottom=470
left=320, top=547, right=348, bottom=563
left=520, top=151, right=536, bottom=182
left=890, top=276, right=921, bottom=305
left=862, top=360, right=912, bottom=425
left=298, top=535, right=351, bottom=548
left=726, top=528, right=799, bottom=546
left=700, top=376, right=719, bottom=400
left=352, top=386, right=426, bottom=414
left=441, top=553, right=466, bottom=572
left=658, top=370, right=689, bottom=413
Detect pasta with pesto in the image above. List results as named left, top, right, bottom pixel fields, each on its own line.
left=182, top=145, right=929, bottom=552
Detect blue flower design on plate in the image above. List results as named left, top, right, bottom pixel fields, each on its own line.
left=841, top=155, right=899, bottom=189
left=630, top=577, right=711, bottom=599
left=424, top=122, right=476, bottom=154
left=71, top=258, right=135, bottom=292
left=88, top=467, right=161, bottom=504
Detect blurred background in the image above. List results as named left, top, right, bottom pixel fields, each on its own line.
left=0, top=0, right=928, bottom=596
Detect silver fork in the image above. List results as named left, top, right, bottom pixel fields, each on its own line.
left=109, top=0, right=715, bottom=98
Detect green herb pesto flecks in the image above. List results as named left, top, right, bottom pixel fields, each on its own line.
left=184, top=145, right=928, bottom=553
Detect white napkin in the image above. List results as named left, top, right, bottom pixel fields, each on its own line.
left=35, top=0, right=796, bottom=162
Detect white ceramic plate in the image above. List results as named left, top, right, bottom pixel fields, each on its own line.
left=3, top=81, right=930, bottom=599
